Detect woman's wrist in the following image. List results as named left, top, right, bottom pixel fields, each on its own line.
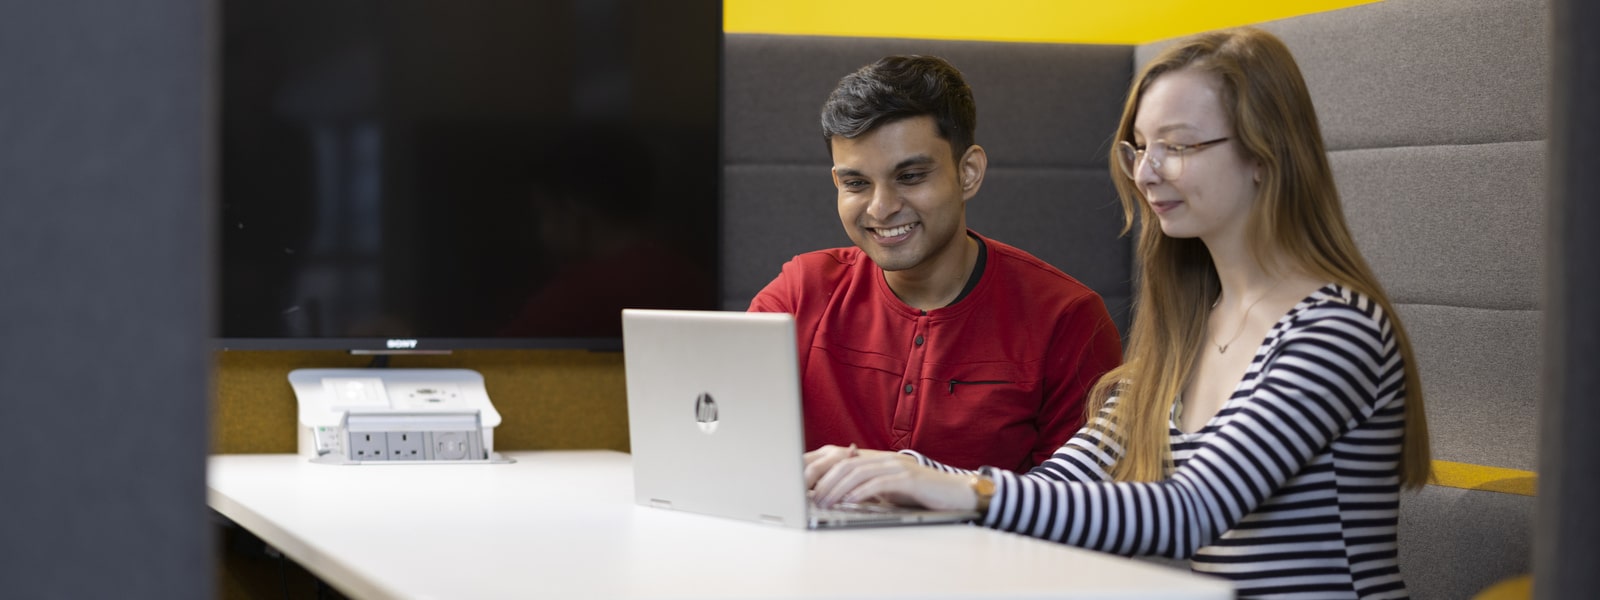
left=967, top=474, right=995, bottom=514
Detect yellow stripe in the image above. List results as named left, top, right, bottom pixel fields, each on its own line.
left=1472, top=574, right=1532, bottom=600
left=724, top=0, right=1383, bottom=46
left=1431, top=460, right=1536, bottom=496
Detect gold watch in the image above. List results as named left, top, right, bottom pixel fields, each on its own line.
left=968, top=475, right=995, bottom=514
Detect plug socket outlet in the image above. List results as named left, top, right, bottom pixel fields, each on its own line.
left=386, top=432, right=426, bottom=460
left=329, top=411, right=489, bottom=463
left=433, top=431, right=470, bottom=460
left=349, top=432, right=389, bottom=461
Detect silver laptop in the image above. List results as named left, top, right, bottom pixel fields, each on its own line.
left=622, top=308, right=978, bottom=529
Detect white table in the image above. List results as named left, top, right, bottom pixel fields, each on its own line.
left=208, top=451, right=1233, bottom=599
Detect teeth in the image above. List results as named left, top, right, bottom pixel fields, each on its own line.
left=876, top=224, right=916, bottom=237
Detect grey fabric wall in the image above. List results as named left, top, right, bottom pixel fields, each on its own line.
left=1538, top=0, right=1600, bottom=597
left=0, top=2, right=214, bottom=597
left=722, top=35, right=1136, bottom=336
left=1136, top=0, right=1548, bottom=474
left=1135, top=0, right=1549, bottom=597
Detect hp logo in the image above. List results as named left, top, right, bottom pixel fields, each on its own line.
left=694, top=392, right=718, bottom=434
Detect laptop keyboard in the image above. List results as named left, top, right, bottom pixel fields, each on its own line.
left=808, top=498, right=910, bottom=519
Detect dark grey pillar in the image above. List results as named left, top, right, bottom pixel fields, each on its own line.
left=1538, top=0, right=1600, bottom=598
left=0, top=2, right=214, bottom=598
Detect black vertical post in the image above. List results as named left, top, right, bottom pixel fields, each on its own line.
left=0, top=1, right=214, bottom=598
left=1538, top=0, right=1600, bottom=597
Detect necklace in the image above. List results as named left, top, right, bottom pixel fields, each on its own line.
left=1210, top=282, right=1280, bottom=354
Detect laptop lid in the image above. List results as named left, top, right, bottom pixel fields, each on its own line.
left=623, top=309, right=811, bottom=527
left=623, top=308, right=979, bottom=529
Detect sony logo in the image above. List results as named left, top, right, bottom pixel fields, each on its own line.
left=386, top=339, right=419, bottom=349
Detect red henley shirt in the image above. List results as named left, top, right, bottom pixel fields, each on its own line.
left=750, top=232, right=1122, bottom=472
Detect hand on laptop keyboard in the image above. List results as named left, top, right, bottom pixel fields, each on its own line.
left=807, top=493, right=907, bottom=515
left=802, top=444, right=918, bottom=490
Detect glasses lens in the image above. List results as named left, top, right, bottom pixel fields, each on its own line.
left=1162, top=148, right=1180, bottom=180
left=1140, top=143, right=1181, bottom=180
left=1116, top=142, right=1138, bottom=179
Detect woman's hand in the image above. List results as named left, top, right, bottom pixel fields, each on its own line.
left=806, top=446, right=978, bottom=512
left=802, top=444, right=910, bottom=488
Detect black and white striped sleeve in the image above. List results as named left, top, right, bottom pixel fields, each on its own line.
left=1026, top=402, right=1124, bottom=483
left=901, top=402, right=1124, bottom=481
left=977, top=299, right=1403, bottom=559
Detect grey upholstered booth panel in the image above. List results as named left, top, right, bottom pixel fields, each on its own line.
left=1397, top=485, right=1533, bottom=600
left=1332, top=141, right=1546, bottom=310
left=722, top=164, right=847, bottom=308
left=968, top=167, right=1133, bottom=331
left=1402, top=304, right=1540, bottom=471
left=1134, top=0, right=1547, bottom=472
left=725, top=34, right=1134, bottom=166
left=723, top=33, right=1137, bottom=333
left=1134, top=0, right=1549, bottom=152
left=1133, top=2, right=1547, bottom=592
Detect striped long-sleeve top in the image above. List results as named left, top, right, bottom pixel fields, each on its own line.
left=908, top=284, right=1412, bottom=599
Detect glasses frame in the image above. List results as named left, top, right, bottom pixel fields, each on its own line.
left=1116, top=137, right=1231, bottom=180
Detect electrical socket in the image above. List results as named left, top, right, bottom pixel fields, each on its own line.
left=330, top=411, right=488, bottom=463
left=349, top=432, right=389, bottom=461
left=386, top=432, right=426, bottom=460
left=432, top=431, right=471, bottom=460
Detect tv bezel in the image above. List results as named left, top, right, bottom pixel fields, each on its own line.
left=213, top=1, right=723, bottom=353
left=213, top=336, right=625, bottom=353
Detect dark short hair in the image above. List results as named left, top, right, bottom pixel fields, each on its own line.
left=820, top=55, right=977, bottom=158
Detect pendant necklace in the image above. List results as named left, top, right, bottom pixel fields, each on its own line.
left=1211, top=282, right=1280, bottom=354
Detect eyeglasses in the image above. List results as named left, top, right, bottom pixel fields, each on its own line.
left=1116, top=137, right=1231, bottom=180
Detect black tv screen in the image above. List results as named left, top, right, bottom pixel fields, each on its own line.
left=219, top=0, right=721, bottom=351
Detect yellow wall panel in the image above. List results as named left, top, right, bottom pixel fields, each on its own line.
left=725, top=0, right=1381, bottom=45
left=212, top=350, right=630, bottom=454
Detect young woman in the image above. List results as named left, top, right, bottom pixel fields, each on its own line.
left=806, top=28, right=1431, bottom=599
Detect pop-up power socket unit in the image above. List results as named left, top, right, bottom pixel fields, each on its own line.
left=288, top=368, right=513, bottom=465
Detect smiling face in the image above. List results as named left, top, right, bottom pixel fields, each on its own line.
left=1131, top=68, right=1262, bottom=244
left=830, top=115, right=982, bottom=278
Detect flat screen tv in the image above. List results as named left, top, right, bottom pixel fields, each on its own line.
left=218, top=0, right=721, bottom=352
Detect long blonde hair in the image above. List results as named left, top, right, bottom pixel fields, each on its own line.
left=1094, top=27, right=1431, bottom=489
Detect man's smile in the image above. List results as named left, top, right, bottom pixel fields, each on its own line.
left=869, top=222, right=920, bottom=241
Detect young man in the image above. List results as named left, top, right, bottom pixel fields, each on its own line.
left=749, top=55, right=1122, bottom=472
